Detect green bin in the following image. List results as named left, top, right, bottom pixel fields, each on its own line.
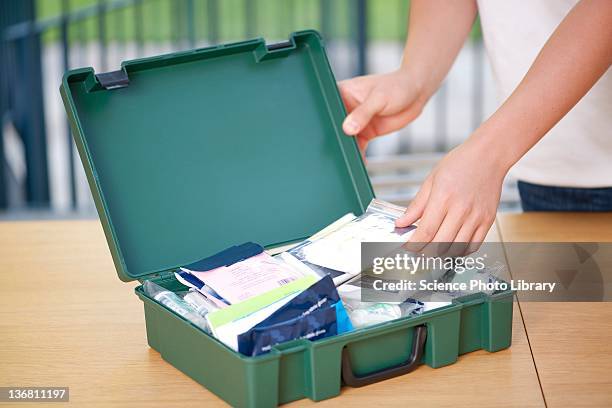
left=60, top=30, right=513, bottom=407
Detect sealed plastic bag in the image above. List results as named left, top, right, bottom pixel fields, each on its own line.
left=143, top=280, right=210, bottom=332
left=285, top=199, right=415, bottom=284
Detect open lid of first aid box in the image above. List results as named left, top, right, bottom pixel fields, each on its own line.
left=60, top=30, right=375, bottom=282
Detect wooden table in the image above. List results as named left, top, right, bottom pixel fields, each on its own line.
left=497, top=214, right=612, bottom=408
left=1, top=214, right=609, bottom=407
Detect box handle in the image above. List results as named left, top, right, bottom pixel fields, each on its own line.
left=341, top=324, right=427, bottom=387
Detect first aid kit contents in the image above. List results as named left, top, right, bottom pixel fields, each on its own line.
left=145, top=273, right=349, bottom=356
left=286, top=198, right=416, bottom=285
left=337, top=274, right=450, bottom=329
left=143, top=280, right=210, bottom=333
left=145, top=237, right=357, bottom=356
left=177, top=242, right=319, bottom=305
left=237, top=275, right=353, bottom=356
left=142, top=198, right=419, bottom=355
left=183, top=290, right=219, bottom=317
left=175, top=242, right=320, bottom=310
left=336, top=259, right=510, bottom=329
left=342, top=299, right=425, bottom=329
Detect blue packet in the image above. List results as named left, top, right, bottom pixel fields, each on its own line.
left=248, top=275, right=353, bottom=334
left=182, top=242, right=264, bottom=272
left=238, top=306, right=338, bottom=356
left=334, top=301, right=353, bottom=333
left=237, top=275, right=353, bottom=356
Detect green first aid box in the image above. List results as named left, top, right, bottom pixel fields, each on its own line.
left=60, top=30, right=513, bottom=407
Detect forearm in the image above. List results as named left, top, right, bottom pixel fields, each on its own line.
left=471, top=0, right=612, bottom=172
left=401, top=0, right=477, bottom=99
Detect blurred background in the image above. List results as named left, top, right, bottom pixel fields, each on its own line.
left=0, top=0, right=519, bottom=220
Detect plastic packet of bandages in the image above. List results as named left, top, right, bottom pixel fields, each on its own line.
left=142, top=280, right=210, bottom=333
left=341, top=298, right=424, bottom=329
left=236, top=276, right=352, bottom=356
left=175, top=242, right=320, bottom=313
left=337, top=274, right=454, bottom=329
left=284, top=199, right=416, bottom=285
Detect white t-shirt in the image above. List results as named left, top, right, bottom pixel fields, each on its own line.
left=477, top=0, right=612, bottom=188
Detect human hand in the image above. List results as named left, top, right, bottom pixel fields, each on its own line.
left=338, top=69, right=429, bottom=152
left=395, top=135, right=509, bottom=251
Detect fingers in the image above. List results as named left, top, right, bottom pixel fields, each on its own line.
left=343, top=91, right=387, bottom=135
left=452, top=212, right=494, bottom=255
left=469, top=223, right=493, bottom=253
left=339, top=76, right=424, bottom=140
left=430, top=208, right=469, bottom=257
left=454, top=216, right=477, bottom=243
left=356, top=125, right=377, bottom=153
left=338, top=82, right=360, bottom=114
left=407, top=192, right=447, bottom=248
left=368, top=103, right=423, bottom=136
left=401, top=202, right=494, bottom=258
left=431, top=207, right=468, bottom=243
left=396, top=178, right=431, bottom=227
left=452, top=216, right=480, bottom=256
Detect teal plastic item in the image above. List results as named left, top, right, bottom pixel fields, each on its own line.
left=60, top=30, right=514, bottom=407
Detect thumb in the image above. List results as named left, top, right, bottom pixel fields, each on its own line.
left=396, top=178, right=431, bottom=227
left=343, top=91, right=386, bottom=135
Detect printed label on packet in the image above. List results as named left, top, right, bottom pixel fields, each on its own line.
left=183, top=252, right=312, bottom=304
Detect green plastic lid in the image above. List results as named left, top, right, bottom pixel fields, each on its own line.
left=60, top=30, right=374, bottom=282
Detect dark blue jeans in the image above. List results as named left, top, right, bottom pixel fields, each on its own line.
left=518, top=180, right=612, bottom=211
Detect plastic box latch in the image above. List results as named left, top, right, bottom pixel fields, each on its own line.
left=266, top=40, right=293, bottom=51
left=96, top=69, right=130, bottom=90
left=254, top=39, right=296, bottom=62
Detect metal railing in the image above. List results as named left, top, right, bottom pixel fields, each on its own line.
left=1, top=0, right=515, bottom=216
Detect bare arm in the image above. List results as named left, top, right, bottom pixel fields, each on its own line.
left=339, top=0, right=477, bottom=149
left=401, top=0, right=478, bottom=100
left=398, top=0, right=612, bottom=246
left=471, top=0, right=612, bottom=172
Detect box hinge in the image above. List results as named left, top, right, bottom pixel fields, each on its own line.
left=96, top=69, right=130, bottom=90
left=138, top=269, right=176, bottom=284
left=159, top=270, right=177, bottom=283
